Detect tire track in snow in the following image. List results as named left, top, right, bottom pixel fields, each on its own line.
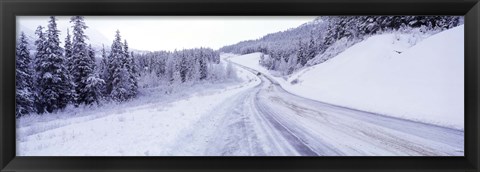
left=228, top=59, right=464, bottom=156
left=164, top=59, right=463, bottom=156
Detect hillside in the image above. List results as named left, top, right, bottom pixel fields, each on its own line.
left=219, top=18, right=326, bottom=55
left=222, top=16, right=462, bottom=76
left=231, top=25, right=464, bottom=130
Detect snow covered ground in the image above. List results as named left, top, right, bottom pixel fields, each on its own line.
left=16, top=67, right=261, bottom=156
left=229, top=25, right=464, bottom=130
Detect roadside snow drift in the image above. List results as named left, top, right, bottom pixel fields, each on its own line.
left=231, top=25, right=464, bottom=130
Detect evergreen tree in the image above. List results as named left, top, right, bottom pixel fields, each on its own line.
left=36, top=16, right=70, bottom=113
left=296, top=40, right=308, bottom=66
left=172, top=70, right=182, bottom=85
left=99, top=44, right=109, bottom=96
left=107, top=31, right=122, bottom=95
left=88, top=44, right=95, bottom=66
left=129, top=51, right=139, bottom=97
left=109, top=30, right=131, bottom=101
left=85, top=44, right=104, bottom=104
left=85, top=74, right=105, bottom=105
left=286, top=54, right=298, bottom=74
left=16, top=32, right=35, bottom=117
left=165, top=53, right=176, bottom=83
left=179, top=52, right=188, bottom=82
left=63, top=28, right=76, bottom=105
left=191, top=55, right=202, bottom=81
left=306, top=34, right=317, bottom=63
left=33, top=26, right=47, bottom=113
left=199, top=50, right=207, bottom=80
left=64, top=28, right=73, bottom=71
left=70, top=16, right=98, bottom=105
left=123, top=40, right=138, bottom=98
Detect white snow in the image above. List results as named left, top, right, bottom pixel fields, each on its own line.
left=230, top=25, right=464, bottom=130
left=16, top=66, right=261, bottom=156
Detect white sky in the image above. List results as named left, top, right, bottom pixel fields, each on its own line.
left=17, top=16, right=316, bottom=51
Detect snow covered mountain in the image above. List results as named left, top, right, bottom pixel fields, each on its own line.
left=219, top=17, right=326, bottom=55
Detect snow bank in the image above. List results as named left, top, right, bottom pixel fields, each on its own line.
left=231, top=25, right=464, bottom=130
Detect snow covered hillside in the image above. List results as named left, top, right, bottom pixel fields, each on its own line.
left=230, top=25, right=464, bottom=130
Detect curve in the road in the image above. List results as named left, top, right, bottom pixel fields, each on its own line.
left=225, top=60, right=464, bottom=156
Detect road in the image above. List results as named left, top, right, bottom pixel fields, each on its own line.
left=177, top=61, right=464, bottom=156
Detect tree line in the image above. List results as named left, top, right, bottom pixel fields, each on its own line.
left=16, top=16, right=235, bottom=117
left=16, top=16, right=138, bottom=117
left=135, top=48, right=237, bottom=90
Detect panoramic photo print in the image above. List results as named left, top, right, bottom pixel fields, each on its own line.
left=15, top=16, right=464, bottom=156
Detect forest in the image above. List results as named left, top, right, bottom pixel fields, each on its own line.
left=15, top=16, right=234, bottom=117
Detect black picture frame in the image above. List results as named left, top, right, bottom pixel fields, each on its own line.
left=1, top=0, right=479, bottom=171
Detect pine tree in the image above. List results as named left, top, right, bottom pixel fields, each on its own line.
left=107, top=31, right=122, bottom=95
left=70, top=16, right=97, bottom=105
left=33, top=26, right=47, bottom=113
left=179, top=51, right=188, bottom=83
left=85, top=74, right=105, bottom=105
left=36, top=16, right=70, bottom=113
left=123, top=40, right=138, bottom=98
left=172, top=70, right=182, bottom=85
left=16, top=32, right=35, bottom=117
left=63, top=28, right=76, bottom=105
left=306, top=34, right=317, bottom=63
left=165, top=53, right=176, bottom=83
left=191, top=55, right=202, bottom=82
left=286, top=54, right=298, bottom=74
left=64, top=28, right=73, bottom=71
left=128, top=51, right=138, bottom=97
left=99, top=44, right=109, bottom=96
left=109, top=30, right=130, bottom=101
left=88, top=44, right=96, bottom=67
left=296, top=40, right=308, bottom=66
left=85, top=44, right=104, bottom=104
left=199, top=50, right=208, bottom=80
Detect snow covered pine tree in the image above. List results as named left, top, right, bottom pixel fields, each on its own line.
left=70, top=16, right=103, bottom=105
left=35, top=16, right=71, bottom=113
left=16, top=32, right=35, bottom=117
left=109, top=30, right=137, bottom=102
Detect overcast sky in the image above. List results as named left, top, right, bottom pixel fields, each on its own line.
left=17, top=16, right=316, bottom=51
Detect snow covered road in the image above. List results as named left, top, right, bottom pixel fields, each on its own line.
left=179, top=60, right=464, bottom=156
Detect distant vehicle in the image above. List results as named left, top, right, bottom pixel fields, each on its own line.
left=256, top=72, right=261, bottom=76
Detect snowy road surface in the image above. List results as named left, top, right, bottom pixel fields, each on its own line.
left=17, top=60, right=464, bottom=156
left=173, top=61, right=464, bottom=156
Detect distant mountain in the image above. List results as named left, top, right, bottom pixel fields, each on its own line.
left=18, top=23, right=151, bottom=61
left=18, top=24, right=111, bottom=54
left=219, top=17, right=326, bottom=55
